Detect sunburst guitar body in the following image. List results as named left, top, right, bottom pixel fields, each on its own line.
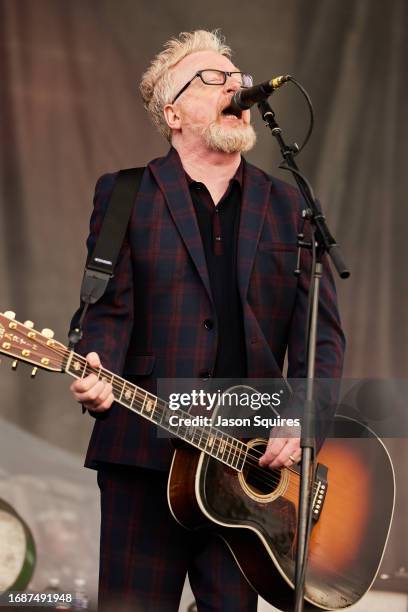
left=168, top=410, right=395, bottom=610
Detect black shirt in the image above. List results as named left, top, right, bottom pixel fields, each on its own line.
left=187, top=165, right=247, bottom=378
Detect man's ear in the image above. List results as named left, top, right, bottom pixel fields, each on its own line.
left=163, top=104, right=181, bottom=131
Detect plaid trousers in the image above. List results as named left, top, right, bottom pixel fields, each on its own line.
left=97, top=463, right=258, bottom=612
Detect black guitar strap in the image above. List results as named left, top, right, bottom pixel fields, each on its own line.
left=69, top=167, right=145, bottom=348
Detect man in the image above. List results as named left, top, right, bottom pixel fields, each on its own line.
left=70, top=30, right=344, bottom=612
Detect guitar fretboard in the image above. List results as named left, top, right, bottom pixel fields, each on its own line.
left=64, top=350, right=247, bottom=471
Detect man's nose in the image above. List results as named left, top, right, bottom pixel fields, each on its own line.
left=224, top=77, right=241, bottom=93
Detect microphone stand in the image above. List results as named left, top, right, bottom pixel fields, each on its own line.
left=258, top=100, right=349, bottom=612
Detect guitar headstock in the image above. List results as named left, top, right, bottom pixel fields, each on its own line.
left=0, top=311, right=67, bottom=374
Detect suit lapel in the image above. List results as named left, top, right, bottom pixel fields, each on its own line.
left=238, top=161, right=272, bottom=298
left=149, top=148, right=213, bottom=302
left=149, top=150, right=272, bottom=303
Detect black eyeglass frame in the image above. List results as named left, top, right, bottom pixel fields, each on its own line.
left=171, top=69, right=253, bottom=104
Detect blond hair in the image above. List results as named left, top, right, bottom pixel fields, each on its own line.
left=140, top=30, right=232, bottom=141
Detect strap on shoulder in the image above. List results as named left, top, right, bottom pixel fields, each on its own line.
left=80, top=167, right=145, bottom=304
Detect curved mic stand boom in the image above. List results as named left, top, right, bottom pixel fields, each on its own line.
left=257, top=96, right=349, bottom=612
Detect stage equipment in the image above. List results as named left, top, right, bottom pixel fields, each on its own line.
left=229, top=75, right=290, bottom=111
left=256, top=75, right=350, bottom=611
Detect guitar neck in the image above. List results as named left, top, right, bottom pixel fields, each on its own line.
left=64, top=350, right=246, bottom=472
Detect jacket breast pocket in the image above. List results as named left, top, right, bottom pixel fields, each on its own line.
left=252, top=242, right=298, bottom=290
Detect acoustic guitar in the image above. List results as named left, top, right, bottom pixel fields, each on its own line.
left=0, top=312, right=395, bottom=610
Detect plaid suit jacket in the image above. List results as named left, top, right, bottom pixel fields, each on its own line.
left=72, top=147, right=345, bottom=471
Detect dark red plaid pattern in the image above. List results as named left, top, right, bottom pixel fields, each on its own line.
left=71, top=147, right=345, bottom=471
left=97, top=463, right=257, bottom=612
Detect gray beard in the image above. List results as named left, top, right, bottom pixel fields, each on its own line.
left=202, top=121, right=257, bottom=154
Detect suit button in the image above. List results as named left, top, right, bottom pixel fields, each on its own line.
left=203, top=319, right=214, bottom=330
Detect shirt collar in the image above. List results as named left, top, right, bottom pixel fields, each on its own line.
left=184, top=158, right=244, bottom=191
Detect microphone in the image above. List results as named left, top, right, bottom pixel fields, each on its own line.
left=230, top=75, right=291, bottom=112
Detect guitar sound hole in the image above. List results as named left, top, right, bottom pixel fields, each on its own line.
left=242, top=441, right=280, bottom=496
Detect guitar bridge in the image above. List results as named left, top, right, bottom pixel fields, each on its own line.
left=312, top=464, right=328, bottom=521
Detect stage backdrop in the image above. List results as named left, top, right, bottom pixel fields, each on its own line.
left=1, top=0, right=407, bottom=583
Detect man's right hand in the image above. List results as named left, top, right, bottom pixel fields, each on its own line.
left=70, top=352, right=114, bottom=412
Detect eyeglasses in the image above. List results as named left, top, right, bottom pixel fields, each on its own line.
left=171, top=69, right=253, bottom=104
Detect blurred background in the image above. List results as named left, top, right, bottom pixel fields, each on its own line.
left=0, top=0, right=407, bottom=608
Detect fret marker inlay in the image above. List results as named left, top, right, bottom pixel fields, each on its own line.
left=60, top=348, right=246, bottom=473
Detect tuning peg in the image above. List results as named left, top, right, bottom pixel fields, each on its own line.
left=41, top=328, right=54, bottom=339
left=24, top=320, right=34, bottom=328
left=4, top=311, right=16, bottom=319
left=12, top=360, right=18, bottom=370
left=31, top=367, right=38, bottom=378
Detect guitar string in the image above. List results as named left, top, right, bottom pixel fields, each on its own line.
left=29, top=348, right=317, bottom=499
left=73, top=356, right=319, bottom=497
left=81, top=366, right=305, bottom=494
left=38, top=345, right=318, bottom=494
left=28, top=345, right=315, bottom=498
left=43, top=346, right=316, bottom=494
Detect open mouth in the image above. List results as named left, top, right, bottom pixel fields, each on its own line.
left=221, top=104, right=242, bottom=119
